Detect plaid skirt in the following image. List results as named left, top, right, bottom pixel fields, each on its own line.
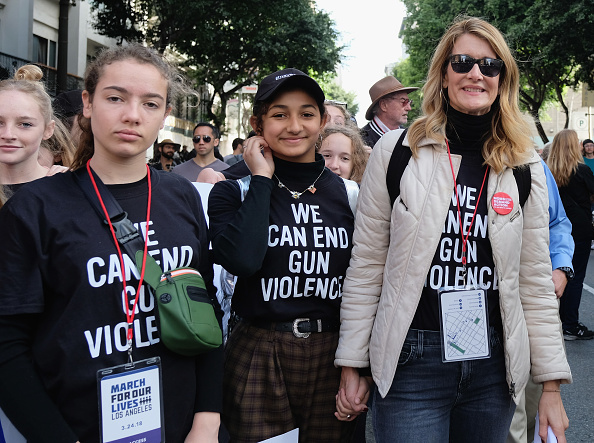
left=222, top=321, right=355, bottom=442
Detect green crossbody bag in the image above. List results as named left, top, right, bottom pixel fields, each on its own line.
left=136, top=252, right=222, bottom=356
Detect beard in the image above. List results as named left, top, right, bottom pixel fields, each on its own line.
left=161, top=151, right=174, bottom=159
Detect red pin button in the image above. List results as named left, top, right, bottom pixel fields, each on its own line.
left=491, top=192, right=513, bottom=215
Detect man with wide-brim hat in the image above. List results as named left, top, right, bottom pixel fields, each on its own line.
left=152, top=138, right=181, bottom=171
left=360, top=76, right=418, bottom=147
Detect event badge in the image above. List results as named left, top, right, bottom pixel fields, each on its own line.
left=438, top=288, right=490, bottom=363
left=491, top=192, right=514, bottom=215
left=97, top=357, right=164, bottom=443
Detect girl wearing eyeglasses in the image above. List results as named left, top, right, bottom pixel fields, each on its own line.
left=335, top=16, right=571, bottom=442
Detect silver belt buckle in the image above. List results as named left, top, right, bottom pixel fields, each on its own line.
left=292, top=318, right=311, bottom=338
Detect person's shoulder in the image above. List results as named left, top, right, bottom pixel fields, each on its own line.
left=153, top=168, right=193, bottom=186
left=576, top=162, right=594, bottom=177
left=210, top=159, right=230, bottom=171
left=172, top=159, right=196, bottom=171
left=19, top=170, right=75, bottom=195
left=1, top=171, right=76, bottom=214
left=209, top=176, right=241, bottom=203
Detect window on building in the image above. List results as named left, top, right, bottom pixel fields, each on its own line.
left=33, top=35, right=57, bottom=68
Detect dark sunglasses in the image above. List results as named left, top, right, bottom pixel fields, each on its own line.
left=449, top=54, right=504, bottom=78
left=192, top=135, right=212, bottom=143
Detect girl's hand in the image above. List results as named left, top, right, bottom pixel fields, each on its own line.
left=335, top=366, right=370, bottom=421
left=184, top=412, right=220, bottom=443
left=242, top=136, right=274, bottom=178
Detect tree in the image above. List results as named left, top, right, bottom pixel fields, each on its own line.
left=90, top=0, right=206, bottom=51
left=175, top=1, right=342, bottom=130
left=399, top=0, right=593, bottom=143
left=89, top=0, right=343, bottom=130
left=392, top=58, right=423, bottom=122
left=316, top=76, right=360, bottom=116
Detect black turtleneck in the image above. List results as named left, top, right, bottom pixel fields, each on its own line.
left=208, top=153, right=355, bottom=322
left=410, top=103, right=503, bottom=333
left=445, top=97, right=497, bottom=156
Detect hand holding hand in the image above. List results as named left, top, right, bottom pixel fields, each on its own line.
left=335, top=366, right=371, bottom=421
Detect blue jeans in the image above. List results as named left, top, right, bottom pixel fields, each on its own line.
left=372, top=328, right=515, bottom=443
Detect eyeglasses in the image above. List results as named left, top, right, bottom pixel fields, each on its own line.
left=449, top=54, right=504, bottom=78
left=386, top=96, right=413, bottom=107
left=192, top=135, right=212, bottom=143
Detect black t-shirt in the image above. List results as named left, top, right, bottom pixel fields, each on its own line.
left=411, top=105, right=502, bottom=333
left=0, top=169, right=222, bottom=442
left=208, top=155, right=354, bottom=322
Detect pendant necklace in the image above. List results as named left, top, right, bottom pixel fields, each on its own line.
left=274, top=168, right=325, bottom=199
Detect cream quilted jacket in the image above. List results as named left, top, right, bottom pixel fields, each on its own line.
left=335, top=129, right=572, bottom=402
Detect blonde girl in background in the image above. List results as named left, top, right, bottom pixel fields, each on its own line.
left=0, top=65, right=74, bottom=197
left=318, top=125, right=368, bottom=184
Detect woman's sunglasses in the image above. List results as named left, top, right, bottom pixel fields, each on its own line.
left=449, top=54, right=504, bottom=78
left=192, top=135, right=212, bottom=143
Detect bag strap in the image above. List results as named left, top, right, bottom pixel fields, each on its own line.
left=512, top=166, right=531, bottom=208
left=386, top=129, right=410, bottom=207
left=73, top=167, right=145, bottom=257
left=385, top=130, right=532, bottom=209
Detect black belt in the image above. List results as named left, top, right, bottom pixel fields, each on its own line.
left=249, top=318, right=340, bottom=338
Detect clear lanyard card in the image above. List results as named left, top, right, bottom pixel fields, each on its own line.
left=438, top=287, right=490, bottom=363
left=97, top=357, right=164, bottom=443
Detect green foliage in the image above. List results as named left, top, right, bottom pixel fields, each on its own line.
left=316, top=76, right=359, bottom=116
left=399, top=0, right=593, bottom=142
left=89, top=0, right=343, bottom=129
left=392, top=58, right=423, bottom=122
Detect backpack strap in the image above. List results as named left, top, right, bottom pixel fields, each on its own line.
left=384, top=129, right=531, bottom=209
left=386, top=129, right=410, bottom=207
left=512, top=166, right=531, bottom=208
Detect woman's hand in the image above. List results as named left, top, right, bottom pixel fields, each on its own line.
left=537, top=381, right=569, bottom=443
left=184, top=411, right=220, bottom=443
left=335, top=366, right=371, bottom=421
left=242, top=136, right=274, bottom=178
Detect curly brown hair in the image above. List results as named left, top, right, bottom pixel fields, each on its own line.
left=318, top=125, right=368, bottom=183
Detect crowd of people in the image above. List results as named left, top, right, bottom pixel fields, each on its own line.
left=0, top=14, right=590, bottom=443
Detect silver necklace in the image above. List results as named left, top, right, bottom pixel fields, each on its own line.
left=273, top=169, right=325, bottom=199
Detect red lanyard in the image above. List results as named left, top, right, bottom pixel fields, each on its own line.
left=445, top=141, right=489, bottom=276
left=86, top=160, right=151, bottom=361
